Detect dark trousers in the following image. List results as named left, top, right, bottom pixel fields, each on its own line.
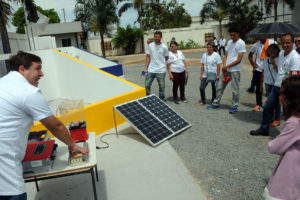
left=249, top=69, right=256, bottom=91
left=254, top=70, right=262, bottom=106
left=219, top=46, right=225, bottom=56
left=260, top=86, right=281, bottom=131
left=265, top=84, right=281, bottom=121
left=0, top=193, right=27, bottom=200
left=200, top=78, right=216, bottom=103
left=172, top=71, right=186, bottom=100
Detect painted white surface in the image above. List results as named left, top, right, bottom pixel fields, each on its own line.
left=26, top=123, right=207, bottom=200
left=56, top=47, right=118, bottom=69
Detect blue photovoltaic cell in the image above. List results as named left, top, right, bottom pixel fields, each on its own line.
left=115, top=101, right=172, bottom=144
left=138, top=95, right=190, bottom=132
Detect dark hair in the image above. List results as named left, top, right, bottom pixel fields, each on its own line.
left=266, top=43, right=280, bottom=57
left=207, top=41, right=214, bottom=47
left=7, top=51, right=41, bottom=72
left=170, top=41, right=178, bottom=46
left=282, top=33, right=294, bottom=42
left=281, top=75, right=300, bottom=120
left=228, top=27, right=240, bottom=33
left=154, top=31, right=162, bottom=37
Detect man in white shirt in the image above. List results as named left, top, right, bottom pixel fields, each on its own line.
left=0, top=51, right=88, bottom=200
left=219, top=36, right=226, bottom=56
left=295, top=36, right=300, bottom=54
left=213, top=37, right=218, bottom=52
left=207, top=28, right=246, bottom=114
left=248, top=38, right=276, bottom=111
left=250, top=33, right=300, bottom=136
left=144, top=31, right=169, bottom=100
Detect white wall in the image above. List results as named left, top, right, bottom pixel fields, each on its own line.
left=55, top=33, right=79, bottom=48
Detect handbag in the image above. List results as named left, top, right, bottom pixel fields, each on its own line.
left=205, top=53, right=217, bottom=81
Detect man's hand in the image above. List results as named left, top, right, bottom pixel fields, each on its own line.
left=216, top=74, right=220, bottom=80
left=144, top=66, right=148, bottom=71
left=169, top=73, right=173, bottom=80
left=69, top=143, right=89, bottom=155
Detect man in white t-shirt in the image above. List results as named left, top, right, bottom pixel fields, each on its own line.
left=250, top=33, right=300, bottom=136
left=207, top=28, right=246, bottom=114
left=219, top=36, right=226, bottom=56
left=295, top=36, right=300, bottom=54
left=248, top=38, right=276, bottom=111
left=144, top=31, right=169, bottom=100
left=0, top=51, right=88, bottom=200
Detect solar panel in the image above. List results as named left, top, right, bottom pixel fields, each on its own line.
left=114, top=94, right=191, bottom=146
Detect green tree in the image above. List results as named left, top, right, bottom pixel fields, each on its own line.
left=0, top=0, right=38, bottom=54
left=12, top=6, right=60, bottom=34
left=142, top=0, right=191, bottom=30
left=199, top=0, right=229, bottom=37
left=75, top=0, right=119, bottom=58
left=264, top=0, right=295, bottom=22
left=112, top=25, right=144, bottom=54
left=117, top=0, right=159, bottom=53
left=227, top=0, right=263, bottom=39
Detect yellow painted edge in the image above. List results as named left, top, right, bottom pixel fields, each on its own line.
left=51, top=49, right=144, bottom=90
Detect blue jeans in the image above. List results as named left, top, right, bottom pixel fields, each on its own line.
left=145, top=72, right=166, bottom=99
left=0, top=193, right=27, bottom=200
left=260, top=86, right=281, bottom=131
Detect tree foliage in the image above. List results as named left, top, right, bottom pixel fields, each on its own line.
left=142, top=0, right=191, bottom=30
left=112, top=25, right=144, bottom=55
left=75, top=0, right=119, bottom=57
left=227, top=0, right=263, bottom=39
left=264, top=0, right=295, bottom=22
left=12, top=6, right=60, bottom=34
left=199, top=0, right=229, bottom=36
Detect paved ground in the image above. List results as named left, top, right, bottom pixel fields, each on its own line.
left=113, top=50, right=283, bottom=200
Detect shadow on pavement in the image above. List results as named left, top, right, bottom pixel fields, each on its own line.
left=232, top=110, right=262, bottom=124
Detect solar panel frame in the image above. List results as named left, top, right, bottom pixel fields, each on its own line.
left=114, top=94, right=191, bottom=147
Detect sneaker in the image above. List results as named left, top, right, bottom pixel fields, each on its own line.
left=207, top=104, right=219, bottom=109
left=247, top=88, right=255, bottom=93
left=173, top=99, right=180, bottom=104
left=252, top=105, right=261, bottom=111
left=229, top=107, right=238, bottom=114
left=250, top=129, right=269, bottom=136
left=181, top=99, right=188, bottom=103
left=271, top=120, right=280, bottom=127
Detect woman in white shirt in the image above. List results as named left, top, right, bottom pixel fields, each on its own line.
left=198, top=42, right=222, bottom=106
left=261, top=43, right=281, bottom=127
left=167, top=41, right=188, bottom=104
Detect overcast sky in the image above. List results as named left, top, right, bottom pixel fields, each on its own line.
left=7, top=0, right=205, bottom=32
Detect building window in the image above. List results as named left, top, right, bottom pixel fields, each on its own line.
left=62, top=38, right=72, bottom=47
left=205, top=33, right=214, bottom=43
left=104, top=41, right=112, bottom=51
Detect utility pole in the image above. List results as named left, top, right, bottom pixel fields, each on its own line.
left=62, top=8, right=66, bottom=23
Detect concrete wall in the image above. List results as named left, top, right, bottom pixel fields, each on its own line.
left=292, top=1, right=300, bottom=28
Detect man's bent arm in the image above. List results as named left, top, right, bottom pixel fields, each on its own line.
left=226, top=52, right=244, bottom=69
left=144, top=54, right=150, bottom=71
left=40, top=116, right=88, bottom=154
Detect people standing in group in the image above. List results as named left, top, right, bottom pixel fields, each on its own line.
left=248, top=38, right=276, bottom=112
left=144, top=31, right=169, bottom=100
left=213, top=37, right=218, bottom=52
left=295, top=36, right=300, bottom=54
left=167, top=41, right=188, bottom=104
left=219, top=36, right=226, bottom=56
left=263, top=75, right=300, bottom=200
left=250, top=33, right=300, bottom=136
left=198, top=42, right=222, bottom=106
left=207, top=28, right=246, bottom=114
left=262, top=44, right=281, bottom=127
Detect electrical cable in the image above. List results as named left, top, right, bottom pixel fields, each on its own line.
left=96, top=132, right=138, bottom=150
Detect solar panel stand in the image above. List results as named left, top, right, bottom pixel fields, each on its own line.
left=112, top=107, right=119, bottom=138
